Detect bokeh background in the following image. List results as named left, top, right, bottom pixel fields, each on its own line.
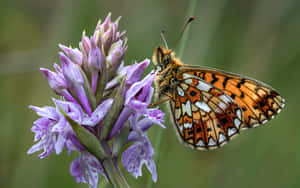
left=1, top=0, right=299, bottom=187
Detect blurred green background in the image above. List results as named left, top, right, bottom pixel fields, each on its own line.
left=0, top=0, right=299, bottom=187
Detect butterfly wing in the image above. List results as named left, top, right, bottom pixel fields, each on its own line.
left=168, top=73, right=243, bottom=150
left=179, top=66, right=285, bottom=129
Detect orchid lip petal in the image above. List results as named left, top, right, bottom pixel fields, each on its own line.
left=70, top=152, right=107, bottom=188
left=121, top=137, right=157, bottom=182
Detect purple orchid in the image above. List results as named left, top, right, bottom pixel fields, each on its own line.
left=70, top=151, right=107, bottom=188
left=28, top=13, right=165, bottom=188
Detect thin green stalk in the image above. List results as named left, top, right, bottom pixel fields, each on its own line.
left=177, top=0, right=198, bottom=59
left=102, top=158, right=129, bottom=188
left=146, top=1, right=198, bottom=188
left=100, top=141, right=129, bottom=188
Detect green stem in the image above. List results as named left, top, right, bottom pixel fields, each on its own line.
left=177, top=0, right=198, bottom=59
left=146, top=1, right=198, bottom=188
left=98, top=141, right=129, bottom=188
left=102, top=157, right=129, bottom=188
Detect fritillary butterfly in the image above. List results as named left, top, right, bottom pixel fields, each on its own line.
left=152, top=20, right=285, bottom=150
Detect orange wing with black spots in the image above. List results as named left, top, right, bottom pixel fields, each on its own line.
left=153, top=45, right=285, bottom=150
left=180, top=66, right=285, bottom=129
left=168, top=73, right=243, bottom=150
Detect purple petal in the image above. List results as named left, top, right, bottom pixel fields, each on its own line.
left=81, top=33, right=91, bottom=62
left=111, top=17, right=121, bottom=41
left=53, top=63, right=63, bottom=73
left=121, top=137, right=157, bottom=182
left=88, top=39, right=103, bottom=93
left=88, top=38, right=103, bottom=71
left=40, top=67, right=78, bottom=103
left=109, top=106, right=134, bottom=139
left=105, top=62, right=126, bottom=91
left=106, top=40, right=126, bottom=69
left=60, top=52, right=84, bottom=86
left=82, top=99, right=114, bottom=126
left=59, top=89, right=79, bottom=104
left=31, top=117, right=52, bottom=141
left=40, top=68, right=67, bottom=93
left=55, top=129, right=83, bottom=155
left=59, top=44, right=83, bottom=66
left=70, top=152, right=107, bottom=188
left=27, top=119, right=56, bottom=158
left=60, top=53, right=92, bottom=115
left=51, top=99, right=84, bottom=134
left=125, top=72, right=156, bottom=111
left=74, top=86, right=92, bottom=116
left=125, top=59, right=150, bottom=86
left=29, top=105, right=58, bottom=120
left=53, top=99, right=84, bottom=123
left=55, top=134, right=65, bottom=154
left=101, top=13, right=111, bottom=32
left=70, top=157, right=86, bottom=183
left=116, top=31, right=126, bottom=41
left=142, top=108, right=165, bottom=130
left=102, top=27, right=113, bottom=54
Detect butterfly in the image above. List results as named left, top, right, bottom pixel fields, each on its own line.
left=152, top=19, right=285, bottom=150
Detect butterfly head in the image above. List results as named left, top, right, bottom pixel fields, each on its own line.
left=153, top=46, right=174, bottom=72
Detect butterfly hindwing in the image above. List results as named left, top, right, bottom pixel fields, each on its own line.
left=169, top=73, right=243, bottom=150
left=180, top=66, right=285, bottom=129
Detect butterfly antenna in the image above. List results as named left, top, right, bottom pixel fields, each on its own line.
left=160, top=30, right=169, bottom=49
left=173, top=16, right=195, bottom=50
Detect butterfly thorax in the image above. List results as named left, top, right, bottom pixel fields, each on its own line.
left=153, top=46, right=184, bottom=98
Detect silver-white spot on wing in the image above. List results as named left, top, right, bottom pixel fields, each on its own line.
left=196, top=139, right=205, bottom=147
left=219, top=94, right=232, bottom=104
left=196, top=81, right=212, bottom=92
left=214, top=108, right=222, bottom=114
left=177, top=87, right=185, bottom=97
left=228, top=127, right=237, bottom=137
left=219, top=133, right=226, bottom=143
left=185, top=100, right=192, bottom=117
left=181, top=103, right=187, bottom=115
left=234, top=118, right=241, bottom=129
left=175, top=120, right=183, bottom=132
left=208, top=137, right=216, bottom=146
left=218, top=102, right=228, bottom=110
left=184, top=122, right=193, bottom=129
left=195, top=101, right=210, bottom=113
left=185, top=79, right=193, bottom=84
left=182, top=73, right=197, bottom=79
left=175, top=108, right=181, bottom=119
left=236, top=109, right=242, bottom=119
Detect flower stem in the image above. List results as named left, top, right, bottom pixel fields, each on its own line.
left=102, top=157, right=129, bottom=188
left=146, top=1, right=198, bottom=187
left=99, top=141, right=129, bottom=188
left=177, top=0, right=197, bottom=60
